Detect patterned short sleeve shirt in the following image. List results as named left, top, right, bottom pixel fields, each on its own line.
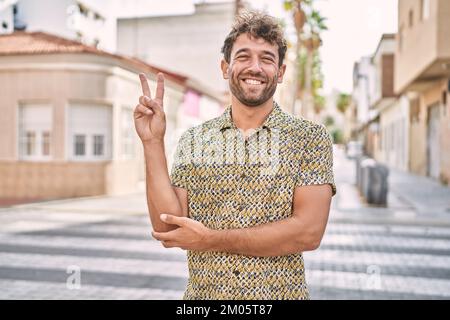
left=170, top=102, right=336, bottom=300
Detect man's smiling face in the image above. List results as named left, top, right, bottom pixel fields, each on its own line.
left=222, top=33, right=286, bottom=107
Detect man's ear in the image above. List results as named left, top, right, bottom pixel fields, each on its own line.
left=221, top=59, right=229, bottom=79
left=277, top=64, right=287, bottom=83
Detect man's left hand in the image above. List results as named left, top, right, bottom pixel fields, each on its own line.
left=152, top=214, right=214, bottom=251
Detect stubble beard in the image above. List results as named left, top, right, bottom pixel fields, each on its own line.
left=229, top=71, right=278, bottom=107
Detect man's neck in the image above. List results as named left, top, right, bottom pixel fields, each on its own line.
left=230, top=97, right=274, bottom=131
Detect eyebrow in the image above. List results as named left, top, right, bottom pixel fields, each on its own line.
left=234, top=48, right=277, bottom=59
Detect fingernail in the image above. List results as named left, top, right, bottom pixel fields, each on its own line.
left=160, top=214, right=167, bottom=221
left=146, top=109, right=152, bottom=115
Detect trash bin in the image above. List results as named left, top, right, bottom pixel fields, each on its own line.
left=359, top=159, right=389, bottom=206
left=360, top=158, right=376, bottom=200
left=367, top=164, right=389, bottom=205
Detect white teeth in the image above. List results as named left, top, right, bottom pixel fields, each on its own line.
left=244, top=79, right=262, bottom=85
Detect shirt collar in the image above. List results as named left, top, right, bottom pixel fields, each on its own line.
left=217, top=101, right=285, bottom=131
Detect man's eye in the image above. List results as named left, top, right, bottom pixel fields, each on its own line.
left=263, top=57, right=274, bottom=62
left=236, top=55, right=248, bottom=59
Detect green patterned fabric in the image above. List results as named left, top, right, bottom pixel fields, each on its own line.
left=170, top=102, right=336, bottom=300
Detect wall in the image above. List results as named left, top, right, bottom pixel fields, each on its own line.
left=16, top=0, right=75, bottom=39
left=0, top=161, right=106, bottom=200
left=395, top=0, right=438, bottom=93
left=437, top=0, right=450, bottom=59
left=117, top=2, right=234, bottom=93
left=378, top=96, right=409, bottom=171
left=409, top=79, right=449, bottom=183
left=0, top=3, right=14, bottom=34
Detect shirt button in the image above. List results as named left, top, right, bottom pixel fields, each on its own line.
left=233, top=270, right=240, bottom=276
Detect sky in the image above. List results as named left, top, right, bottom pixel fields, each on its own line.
left=250, top=0, right=398, bottom=94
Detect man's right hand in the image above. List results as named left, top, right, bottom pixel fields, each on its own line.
left=134, top=72, right=166, bottom=144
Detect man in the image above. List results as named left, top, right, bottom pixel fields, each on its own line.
left=134, top=11, right=336, bottom=300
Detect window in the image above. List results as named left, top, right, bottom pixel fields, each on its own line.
left=93, top=135, right=104, bottom=156
left=42, top=131, right=51, bottom=156
left=68, top=104, right=111, bottom=160
left=121, top=108, right=135, bottom=158
left=74, top=135, right=86, bottom=156
left=19, top=104, right=52, bottom=160
left=409, top=9, right=414, bottom=28
left=26, top=131, right=36, bottom=156
left=421, top=0, right=430, bottom=21
left=443, top=91, right=447, bottom=116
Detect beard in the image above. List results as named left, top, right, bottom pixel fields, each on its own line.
left=229, top=70, right=278, bottom=107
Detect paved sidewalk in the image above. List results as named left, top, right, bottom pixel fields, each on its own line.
left=389, top=167, right=450, bottom=217
left=331, top=146, right=450, bottom=227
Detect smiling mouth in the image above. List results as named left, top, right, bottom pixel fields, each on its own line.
left=241, top=78, right=266, bottom=85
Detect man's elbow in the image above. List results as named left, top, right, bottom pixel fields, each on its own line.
left=305, top=238, right=322, bottom=251
left=151, top=223, right=178, bottom=233
left=295, top=232, right=323, bottom=252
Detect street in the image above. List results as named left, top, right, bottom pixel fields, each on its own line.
left=1, top=146, right=450, bottom=299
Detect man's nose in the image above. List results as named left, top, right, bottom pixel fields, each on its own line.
left=247, top=58, right=263, bottom=73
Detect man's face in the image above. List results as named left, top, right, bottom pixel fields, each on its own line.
left=222, top=33, right=286, bottom=107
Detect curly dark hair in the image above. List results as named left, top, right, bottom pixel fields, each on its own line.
left=221, top=11, right=288, bottom=67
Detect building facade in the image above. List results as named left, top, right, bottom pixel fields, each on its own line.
left=0, top=0, right=16, bottom=34
left=351, top=56, right=377, bottom=154
left=0, top=0, right=116, bottom=51
left=370, top=34, right=411, bottom=171
left=395, top=0, right=450, bottom=183
left=0, top=32, right=224, bottom=204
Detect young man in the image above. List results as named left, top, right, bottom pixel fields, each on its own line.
left=134, top=11, right=336, bottom=300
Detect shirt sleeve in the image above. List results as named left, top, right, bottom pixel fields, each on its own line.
left=295, top=124, right=337, bottom=196
left=169, top=130, right=193, bottom=190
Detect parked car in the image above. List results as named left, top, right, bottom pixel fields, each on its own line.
left=346, top=141, right=363, bottom=159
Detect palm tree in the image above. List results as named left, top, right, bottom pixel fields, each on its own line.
left=337, top=93, right=351, bottom=114
left=235, top=0, right=245, bottom=15
left=303, top=8, right=327, bottom=120
left=284, top=0, right=306, bottom=114
left=284, top=0, right=327, bottom=120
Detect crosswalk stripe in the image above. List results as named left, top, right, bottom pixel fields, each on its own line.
left=306, top=270, right=450, bottom=298
left=0, top=252, right=188, bottom=278
left=0, top=279, right=184, bottom=300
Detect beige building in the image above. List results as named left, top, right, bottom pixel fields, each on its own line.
left=0, top=31, right=224, bottom=204
left=351, top=56, right=377, bottom=154
left=395, top=0, right=450, bottom=184
left=370, top=34, right=410, bottom=171
left=117, top=1, right=235, bottom=93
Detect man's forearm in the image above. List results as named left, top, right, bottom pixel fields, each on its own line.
left=144, top=141, right=183, bottom=232
left=208, top=216, right=321, bottom=257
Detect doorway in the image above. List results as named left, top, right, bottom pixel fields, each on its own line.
left=427, top=103, right=441, bottom=179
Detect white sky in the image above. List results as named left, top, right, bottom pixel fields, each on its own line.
left=250, top=0, right=398, bottom=94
